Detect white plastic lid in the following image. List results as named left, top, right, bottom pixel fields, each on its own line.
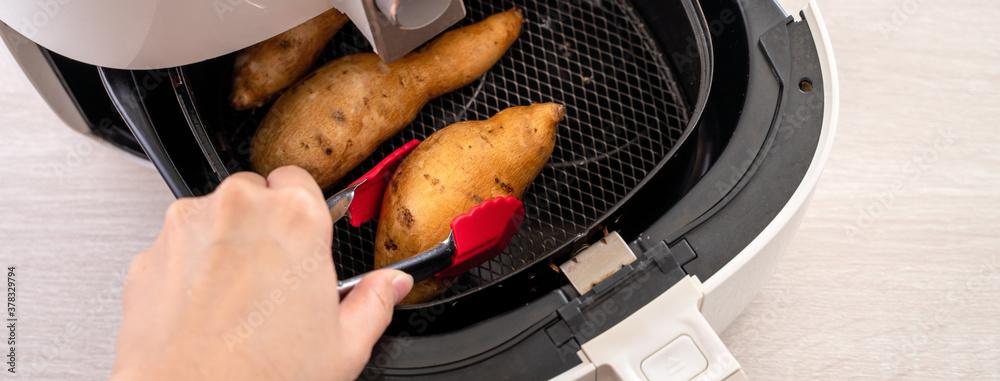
left=376, top=0, right=451, bottom=29
left=0, top=0, right=333, bottom=69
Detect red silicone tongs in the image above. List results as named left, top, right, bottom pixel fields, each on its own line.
left=326, top=140, right=421, bottom=226
left=337, top=196, right=525, bottom=299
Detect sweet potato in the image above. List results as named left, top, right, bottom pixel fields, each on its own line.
left=375, top=103, right=565, bottom=304
left=250, top=8, right=524, bottom=189
left=230, top=8, right=350, bottom=110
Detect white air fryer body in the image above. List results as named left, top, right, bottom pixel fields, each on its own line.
left=0, top=0, right=462, bottom=69
left=0, top=0, right=837, bottom=378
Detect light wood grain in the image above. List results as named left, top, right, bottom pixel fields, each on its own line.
left=0, top=42, right=176, bottom=379
left=731, top=0, right=1000, bottom=379
left=1, top=0, right=999, bottom=379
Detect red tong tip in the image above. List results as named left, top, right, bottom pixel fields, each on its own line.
left=347, top=139, right=421, bottom=227
left=437, top=196, right=525, bottom=277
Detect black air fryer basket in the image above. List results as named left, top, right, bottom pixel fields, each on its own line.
left=170, top=0, right=694, bottom=306
left=92, top=0, right=828, bottom=377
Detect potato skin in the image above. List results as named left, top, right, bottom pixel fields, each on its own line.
left=230, top=8, right=350, bottom=110
left=375, top=103, right=565, bottom=304
left=251, top=8, right=524, bottom=189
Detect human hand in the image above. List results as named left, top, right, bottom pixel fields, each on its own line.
left=110, top=166, right=413, bottom=380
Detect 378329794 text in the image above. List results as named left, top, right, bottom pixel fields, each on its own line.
left=7, top=266, right=15, bottom=374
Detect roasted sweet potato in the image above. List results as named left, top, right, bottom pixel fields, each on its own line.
left=375, top=103, right=565, bottom=304
left=250, top=8, right=524, bottom=189
left=230, top=8, right=350, bottom=110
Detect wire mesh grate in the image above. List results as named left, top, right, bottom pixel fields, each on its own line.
left=203, top=0, right=689, bottom=296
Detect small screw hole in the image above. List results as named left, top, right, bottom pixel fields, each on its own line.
left=799, top=78, right=813, bottom=93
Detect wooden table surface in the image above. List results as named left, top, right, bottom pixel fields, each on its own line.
left=1, top=0, right=998, bottom=379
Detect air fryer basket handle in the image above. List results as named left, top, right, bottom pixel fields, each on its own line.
left=99, top=68, right=195, bottom=197
left=552, top=277, right=747, bottom=381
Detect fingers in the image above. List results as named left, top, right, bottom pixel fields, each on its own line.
left=200, top=171, right=267, bottom=224
left=264, top=166, right=332, bottom=248
left=219, top=171, right=268, bottom=190
left=266, top=166, right=325, bottom=202
left=338, top=270, right=413, bottom=351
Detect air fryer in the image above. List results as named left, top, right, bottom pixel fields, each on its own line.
left=1, top=0, right=837, bottom=379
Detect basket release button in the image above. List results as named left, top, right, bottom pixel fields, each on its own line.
left=640, top=334, right=708, bottom=381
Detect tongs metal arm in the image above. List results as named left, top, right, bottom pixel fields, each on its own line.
left=337, top=234, right=456, bottom=299
left=326, top=185, right=357, bottom=222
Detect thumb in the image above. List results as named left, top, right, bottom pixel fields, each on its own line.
left=338, top=270, right=413, bottom=351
